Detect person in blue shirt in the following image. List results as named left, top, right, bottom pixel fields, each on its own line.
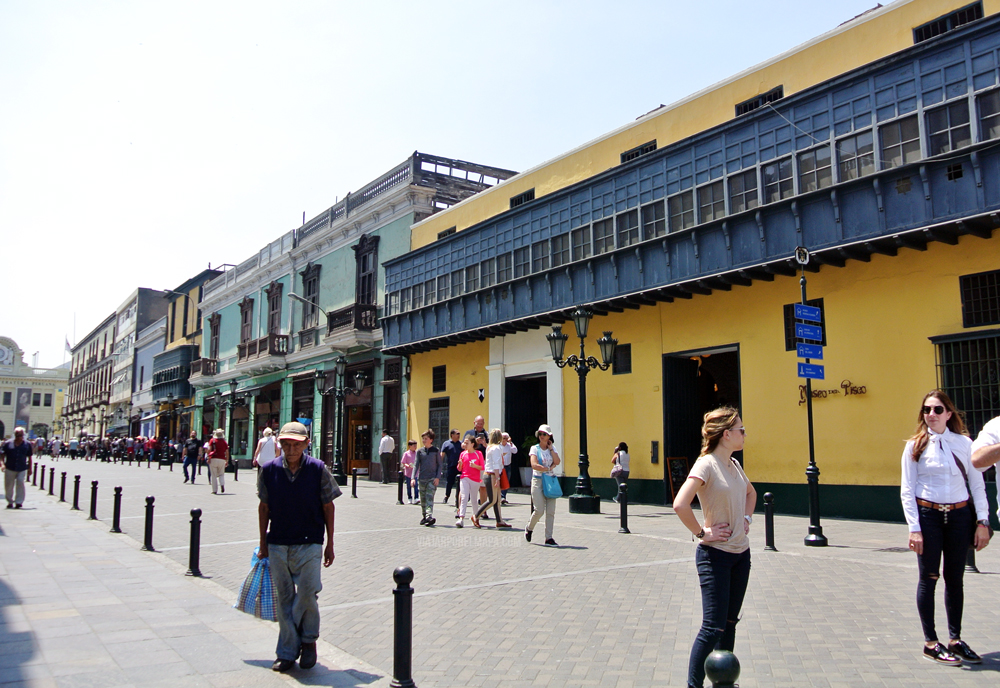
left=2, top=427, right=34, bottom=508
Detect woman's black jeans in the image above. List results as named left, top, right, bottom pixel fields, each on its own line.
left=687, top=545, right=751, bottom=688
left=915, top=503, right=972, bottom=642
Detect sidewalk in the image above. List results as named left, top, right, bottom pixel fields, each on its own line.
left=0, top=467, right=392, bottom=688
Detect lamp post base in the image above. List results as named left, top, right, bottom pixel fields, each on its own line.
left=568, top=494, right=601, bottom=514
left=804, top=528, right=828, bottom=547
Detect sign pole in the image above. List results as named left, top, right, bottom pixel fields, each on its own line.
left=796, top=249, right=828, bottom=547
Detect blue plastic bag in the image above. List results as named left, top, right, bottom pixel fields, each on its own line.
left=542, top=473, right=563, bottom=498
left=234, top=547, right=277, bottom=621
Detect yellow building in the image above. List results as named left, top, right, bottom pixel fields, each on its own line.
left=383, top=0, right=1000, bottom=522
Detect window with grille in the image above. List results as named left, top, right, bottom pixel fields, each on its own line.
left=571, top=226, right=592, bottom=260
left=616, top=209, right=639, bottom=247
left=480, top=258, right=496, bottom=288
left=927, top=101, right=971, bottom=156
left=532, top=239, right=550, bottom=272
left=437, top=273, right=450, bottom=301
left=551, top=234, right=570, bottom=267
left=979, top=91, right=1000, bottom=141
left=735, top=86, right=784, bottom=117
left=424, top=279, right=436, bottom=306
left=621, top=140, right=657, bottom=164
left=497, top=254, right=512, bottom=283
left=880, top=115, right=921, bottom=169
left=798, top=145, right=832, bottom=193
left=432, top=365, right=446, bottom=393
left=698, top=181, right=725, bottom=223
left=437, top=227, right=456, bottom=240
left=668, top=191, right=694, bottom=231
left=642, top=200, right=666, bottom=239
left=763, top=157, right=793, bottom=203
left=935, top=332, right=1000, bottom=471
left=451, top=270, right=464, bottom=298
left=428, top=398, right=450, bottom=445
left=914, top=2, right=983, bottom=44
left=612, top=343, right=632, bottom=375
left=510, top=189, right=535, bottom=208
left=729, top=169, right=758, bottom=214
left=593, top=219, right=615, bottom=255
left=960, top=269, right=1000, bottom=327
left=783, top=298, right=826, bottom=351
left=837, top=131, right=875, bottom=181
left=513, top=247, right=530, bottom=278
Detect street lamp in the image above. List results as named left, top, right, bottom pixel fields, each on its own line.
left=546, top=307, right=617, bottom=514
left=315, top=356, right=366, bottom=485
left=289, top=292, right=323, bottom=330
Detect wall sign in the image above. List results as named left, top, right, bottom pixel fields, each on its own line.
left=798, top=379, right=868, bottom=405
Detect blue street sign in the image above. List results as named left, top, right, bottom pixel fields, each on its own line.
left=797, top=342, right=824, bottom=360
left=795, top=323, right=823, bottom=341
left=794, top=303, right=823, bottom=323
left=798, top=363, right=825, bottom=380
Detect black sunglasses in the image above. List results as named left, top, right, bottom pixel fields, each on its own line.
left=922, top=405, right=946, bottom=415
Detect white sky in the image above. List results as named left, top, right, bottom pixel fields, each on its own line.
left=0, top=0, right=882, bottom=368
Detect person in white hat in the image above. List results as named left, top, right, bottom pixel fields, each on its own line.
left=206, top=429, right=229, bottom=494
left=524, top=424, right=561, bottom=546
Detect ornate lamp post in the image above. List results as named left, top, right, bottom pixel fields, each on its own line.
left=546, top=307, right=617, bottom=514
left=315, top=356, right=366, bottom=486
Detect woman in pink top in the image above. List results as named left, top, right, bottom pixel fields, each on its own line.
left=455, top=438, right=483, bottom=528
left=401, top=440, right=418, bottom=504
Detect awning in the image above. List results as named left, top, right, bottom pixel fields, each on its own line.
left=140, top=411, right=163, bottom=421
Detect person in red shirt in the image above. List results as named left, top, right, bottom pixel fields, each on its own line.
left=207, top=429, right=230, bottom=494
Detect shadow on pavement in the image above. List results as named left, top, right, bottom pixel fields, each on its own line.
left=0, top=577, right=35, bottom=685
left=242, top=659, right=385, bottom=684
left=962, top=650, right=1000, bottom=671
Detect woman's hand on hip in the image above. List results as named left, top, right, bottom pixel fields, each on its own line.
left=908, top=531, right=924, bottom=555
left=702, top=523, right=732, bottom=542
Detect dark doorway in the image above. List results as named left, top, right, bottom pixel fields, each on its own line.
left=662, top=347, right=741, bottom=504
left=504, top=374, right=547, bottom=488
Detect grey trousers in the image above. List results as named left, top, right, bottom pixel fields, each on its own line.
left=269, top=543, right=323, bottom=661
left=4, top=469, right=27, bottom=506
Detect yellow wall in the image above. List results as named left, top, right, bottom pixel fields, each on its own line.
left=411, top=0, right=1000, bottom=249
left=407, top=234, right=999, bottom=487
left=165, top=284, right=203, bottom=351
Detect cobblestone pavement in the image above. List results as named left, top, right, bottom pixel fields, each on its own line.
left=8, top=457, right=1000, bottom=687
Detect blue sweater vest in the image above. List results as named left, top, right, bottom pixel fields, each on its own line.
left=262, top=455, right=326, bottom=545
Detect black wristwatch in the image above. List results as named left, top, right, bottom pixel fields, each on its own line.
left=977, top=520, right=990, bottom=528
left=694, top=528, right=705, bottom=540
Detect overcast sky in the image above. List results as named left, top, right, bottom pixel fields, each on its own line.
left=0, top=0, right=882, bottom=368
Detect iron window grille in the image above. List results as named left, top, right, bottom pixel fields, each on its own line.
left=927, top=101, right=972, bottom=156
left=437, top=227, right=457, bottom=240
left=668, top=191, right=694, bottom=232
left=621, top=140, right=657, bottom=164
left=735, top=86, right=784, bottom=117
left=612, top=343, right=632, bottom=375
left=783, top=297, right=827, bottom=351
left=510, top=189, right=535, bottom=208
left=428, top=398, right=450, bottom=446
left=728, top=169, right=759, bottom=214
left=880, top=115, right=921, bottom=169
left=432, top=366, right=447, bottom=393
left=914, top=2, right=983, bottom=44
left=960, top=269, right=1000, bottom=328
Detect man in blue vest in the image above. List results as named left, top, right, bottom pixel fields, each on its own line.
left=258, top=421, right=341, bottom=672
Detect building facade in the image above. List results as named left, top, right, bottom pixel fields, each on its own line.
left=108, top=288, right=169, bottom=436
left=189, top=152, right=515, bottom=476
left=383, top=0, right=1000, bottom=522
left=65, top=313, right=117, bottom=438
left=133, top=316, right=167, bottom=438
left=0, top=337, right=69, bottom=439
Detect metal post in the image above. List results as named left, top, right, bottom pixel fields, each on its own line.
left=32, top=463, right=37, bottom=486
left=397, top=470, right=405, bottom=505
left=965, top=547, right=980, bottom=574
left=111, top=486, right=123, bottom=533
left=333, top=386, right=347, bottom=485
left=390, top=566, right=416, bottom=688
left=142, top=496, right=155, bottom=551
left=233, top=454, right=238, bottom=482
left=60, top=472, right=67, bottom=502
left=568, top=342, right=599, bottom=514
left=187, top=508, right=203, bottom=577
left=800, top=267, right=827, bottom=547
left=704, top=650, right=740, bottom=688
left=39, top=465, right=45, bottom=491
left=169, top=456, right=173, bottom=472
left=147, top=453, right=151, bottom=468
left=88, top=481, right=98, bottom=520
left=48, top=467, right=55, bottom=496
left=352, top=468, right=359, bottom=498
left=72, top=475, right=81, bottom=510
left=763, top=492, right=777, bottom=552
left=617, top=482, right=630, bottom=534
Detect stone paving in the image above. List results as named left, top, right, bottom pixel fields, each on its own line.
left=4, top=456, right=1000, bottom=687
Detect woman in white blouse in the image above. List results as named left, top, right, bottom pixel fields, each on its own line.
left=900, top=390, right=990, bottom=667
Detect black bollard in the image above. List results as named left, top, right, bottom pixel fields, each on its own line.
left=147, top=454, right=151, bottom=468
left=198, top=459, right=202, bottom=476
left=617, top=482, right=630, bottom=534
left=59, top=472, right=67, bottom=502
left=186, top=508, right=203, bottom=577
left=88, top=481, right=99, bottom=520
left=233, top=457, right=238, bottom=482
left=763, top=492, right=777, bottom=552
left=110, top=486, right=123, bottom=533
left=32, top=463, right=37, bottom=486
left=158, top=456, right=162, bottom=470
left=352, top=468, right=359, bottom=498
left=705, top=650, right=740, bottom=688
left=49, top=467, right=55, bottom=496
left=966, top=547, right=980, bottom=574
left=39, top=465, right=45, bottom=491
left=72, top=475, right=81, bottom=510
left=390, top=566, right=416, bottom=688
left=142, top=496, right=155, bottom=551
left=397, top=470, right=405, bottom=505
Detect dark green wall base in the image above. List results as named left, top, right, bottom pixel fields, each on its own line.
left=572, top=477, right=1000, bottom=526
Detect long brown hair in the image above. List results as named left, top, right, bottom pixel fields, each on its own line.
left=908, top=389, right=967, bottom=461
left=699, top=406, right=741, bottom=457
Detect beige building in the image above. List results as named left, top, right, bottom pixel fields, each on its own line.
left=0, top=337, right=70, bottom=440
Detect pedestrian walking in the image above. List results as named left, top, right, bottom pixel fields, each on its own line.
left=252, top=427, right=279, bottom=469
left=464, top=416, right=490, bottom=517
left=611, top=442, right=630, bottom=502
left=900, top=390, right=989, bottom=666
left=257, top=421, right=340, bottom=672
left=440, top=429, right=462, bottom=507
left=474, top=429, right=510, bottom=528
left=182, top=432, right=201, bottom=484
left=207, top=429, right=229, bottom=495
left=500, top=431, right=517, bottom=504
left=971, top=412, right=1000, bottom=512
left=413, top=430, right=441, bottom=526
left=2, top=427, right=33, bottom=509
left=455, top=437, right=483, bottom=528
left=673, top=407, right=756, bottom=688
left=524, top=424, right=562, bottom=545
left=378, top=429, right=395, bottom=484
left=401, top=440, right=418, bottom=504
